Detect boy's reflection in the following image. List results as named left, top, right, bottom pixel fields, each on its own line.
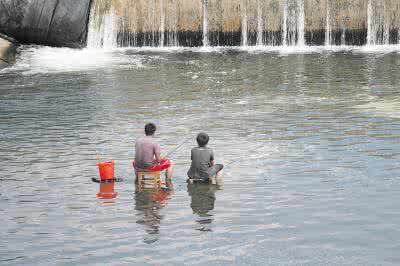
left=134, top=179, right=173, bottom=244
left=187, top=182, right=221, bottom=232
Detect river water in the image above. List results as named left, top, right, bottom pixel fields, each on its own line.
left=1, top=45, right=400, bottom=265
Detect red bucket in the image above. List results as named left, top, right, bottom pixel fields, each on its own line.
left=98, top=161, right=115, bottom=181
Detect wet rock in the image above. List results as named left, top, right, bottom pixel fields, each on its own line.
left=0, top=0, right=91, bottom=48
left=0, top=33, right=18, bottom=69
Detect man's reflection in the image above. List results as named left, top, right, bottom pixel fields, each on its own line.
left=187, top=182, right=221, bottom=232
left=134, top=179, right=173, bottom=244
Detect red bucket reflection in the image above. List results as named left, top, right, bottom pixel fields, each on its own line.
left=96, top=182, right=118, bottom=199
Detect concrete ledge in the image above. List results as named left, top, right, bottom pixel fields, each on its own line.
left=0, top=33, right=18, bottom=69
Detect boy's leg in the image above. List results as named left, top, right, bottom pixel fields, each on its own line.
left=210, top=164, right=224, bottom=180
left=216, top=169, right=224, bottom=179
left=165, top=160, right=174, bottom=179
left=132, top=160, right=139, bottom=183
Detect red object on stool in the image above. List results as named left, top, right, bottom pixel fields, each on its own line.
left=98, top=161, right=115, bottom=181
left=133, top=159, right=171, bottom=172
left=150, top=159, right=171, bottom=171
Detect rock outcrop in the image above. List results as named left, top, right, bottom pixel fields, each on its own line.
left=0, top=33, right=18, bottom=69
left=0, top=0, right=91, bottom=48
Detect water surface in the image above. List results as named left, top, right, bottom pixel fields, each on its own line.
left=1, top=46, right=400, bottom=265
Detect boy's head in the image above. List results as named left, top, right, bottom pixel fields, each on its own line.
left=196, top=132, right=209, bottom=147
left=145, top=123, right=157, bottom=136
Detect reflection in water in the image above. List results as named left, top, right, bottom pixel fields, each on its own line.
left=187, top=182, right=221, bottom=232
left=134, top=180, right=173, bottom=244
left=96, top=181, right=118, bottom=200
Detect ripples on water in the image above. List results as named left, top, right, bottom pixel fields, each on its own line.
left=1, top=46, right=400, bottom=265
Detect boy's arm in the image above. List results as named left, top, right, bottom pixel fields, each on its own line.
left=154, top=143, right=162, bottom=162
left=210, top=149, right=215, bottom=166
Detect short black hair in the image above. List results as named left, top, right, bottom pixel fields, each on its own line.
left=196, top=132, right=209, bottom=147
left=145, top=123, right=156, bottom=136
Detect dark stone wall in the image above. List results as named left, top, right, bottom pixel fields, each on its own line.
left=0, top=0, right=92, bottom=48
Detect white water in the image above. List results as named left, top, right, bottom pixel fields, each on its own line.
left=168, top=0, right=179, bottom=47
left=297, top=0, right=305, bottom=46
left=341, top=26, right=346, bottom=46
left=367, top=0, right=390, bottom=46
left=256, top=0, right=263, bottom=46
left=87, top=4, right=118, bottom=49
left=86, top=0, right=398, bottom=49
left=203, top=0, right=209, bottom=47
left=282, top=0, right=304, bottom=47
left=325, top=2, right=332, bottom=46
left=159, top=0, right=165, bottom=47
left=282, top=0, right=288, bottom=47
left=4, top=45, right=400, bottom=77
left=241, top=5, right=248, bottom=47
left=367, top=0, right=373, bottom=45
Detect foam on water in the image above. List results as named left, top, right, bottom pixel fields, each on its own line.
left=1, top=46, right=145, bottom=75
left=355, top=99, right=400, bottom=119
left=116, top=45, right=400, bottom=55
left=2, top=44, right=400, bottom=76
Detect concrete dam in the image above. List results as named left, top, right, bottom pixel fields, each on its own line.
left=88, top=0, right=400, bottom=48
left=0, top=0, right=400, bottom=48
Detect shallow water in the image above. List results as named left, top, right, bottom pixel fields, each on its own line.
left=1, top=46, right=400, bottom=265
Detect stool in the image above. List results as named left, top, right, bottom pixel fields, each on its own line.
left=137, top=171, right=161, bottom=185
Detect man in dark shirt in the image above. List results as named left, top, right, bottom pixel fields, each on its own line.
left=133, top=123, right=174, bottom=179
left=187, top=133, right=223, bottom=182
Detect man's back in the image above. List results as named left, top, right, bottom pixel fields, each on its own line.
left=135, top=136, right=160, bottom=169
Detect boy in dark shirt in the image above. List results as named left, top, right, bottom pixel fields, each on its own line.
left=187, top=133, right=223, bottom=183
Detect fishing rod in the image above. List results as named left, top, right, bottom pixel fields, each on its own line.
left=95, top=136, right=193, bottom=162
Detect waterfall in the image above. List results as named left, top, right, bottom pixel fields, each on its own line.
left=297, top=0, right=305, bottom=46
left=85, top=0, right=398, bottom=48
left=87, top=1, right=118, bottom=49
left=147, top=0, right=154, bottom=46
left=367, top=0, right=389, bottom=46
left=282, top=0, right=288, bottom=46
left=256, top=0, right=263, bottom=46
left=168, top=0, right=179, bottom=47
left=202, top=0, right=209, bottom=47
left=398, top=29, right=400, bottom=45
left=383, top=2, right=390, bottom=45
left=159, top=0, right=165, bottom=47
left=282, top=0, right=304, bottom=46
left=341, top=26, right=346, bottom=46
left=241, top=2, right=248, bottom=47
left=367, top=0, right=373, bottom=45
left=325, top=1, right=332, bottom=46
left=383, top=22, right=390, bottom=45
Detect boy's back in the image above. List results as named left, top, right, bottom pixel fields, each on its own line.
left=187, top=147, right=214, bottom=180
left=187, top=132, right=224, bottom=182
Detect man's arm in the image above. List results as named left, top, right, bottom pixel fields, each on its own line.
left=154, top=143, right=162, bottom=162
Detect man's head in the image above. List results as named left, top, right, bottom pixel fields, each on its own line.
left=145, top=123, right=157, bottom=136
left=196, top=132, right=209, bottom=147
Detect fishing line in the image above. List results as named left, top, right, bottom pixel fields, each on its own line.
left=224, top=142, right=267, bottom=167
left=164, top=136, right=192, bottom=158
